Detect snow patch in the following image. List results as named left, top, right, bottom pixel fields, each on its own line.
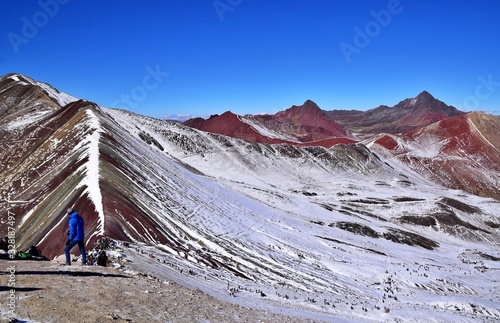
left=239, top=115, right=297, bottom=141
left=35, top=81, right=78, bottom=106
left=8, top=75, right=21, bottom=82
left=76, top=109, right=105, bottom=237
left=5, top=110, right=50, bottom=130
left=398, top=134, right=447, bottom=158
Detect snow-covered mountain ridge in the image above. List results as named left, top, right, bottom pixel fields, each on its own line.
left=1, top=73, right=499, bottom=322
left=183, top=92, right=500, bottom=201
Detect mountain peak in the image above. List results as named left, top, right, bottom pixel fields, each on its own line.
left=326, top=91, right=465, bottom=136
left=0, top=72, right=32, bottom=85
left=418, top=90, right=434, bottom=98
left=271, top=100, right=351, bottom=140
left=303, top=99, right=320, bottom=109
left=410, top=90, right=435, bottom=105
left=399, top=91, right=461, bottom=115
left=0, top=72, right=78, bottom=107
left=279, top=100, right=323, bottom=119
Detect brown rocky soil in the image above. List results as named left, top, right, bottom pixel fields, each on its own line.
left=0, top=260, right=319, bottom=323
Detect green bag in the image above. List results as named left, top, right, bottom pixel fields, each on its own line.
left=16, top=251, right=32, bottom=259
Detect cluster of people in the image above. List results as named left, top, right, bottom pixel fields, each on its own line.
left=84, top=237, right=117, bottom=266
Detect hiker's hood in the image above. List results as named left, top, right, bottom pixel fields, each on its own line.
left=69, top=212, right=79, bottom=218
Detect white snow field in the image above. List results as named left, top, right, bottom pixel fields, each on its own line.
left=100, top=108, right=499, bottom=323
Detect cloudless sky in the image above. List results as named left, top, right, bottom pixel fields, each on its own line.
left=1, top=0, right=499, bottom=119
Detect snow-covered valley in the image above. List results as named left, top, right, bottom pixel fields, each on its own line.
left=100, top=108, right=500, bottom=322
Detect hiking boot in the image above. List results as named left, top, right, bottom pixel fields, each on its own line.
left=61, top=262, right=71, bottom=266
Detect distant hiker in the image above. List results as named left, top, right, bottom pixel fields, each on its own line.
left=63, top=208, right=87, bottom=265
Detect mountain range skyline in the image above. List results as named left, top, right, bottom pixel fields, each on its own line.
left=5, top=70, right=496, bottom=124
left=2, top=71, right=499, bottom=202
left=167, top=90, right=468, bottom=122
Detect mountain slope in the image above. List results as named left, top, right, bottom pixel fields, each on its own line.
left=1, top=98, right=108, bottom=257
left=326, top=91, right=465, bottom=136
left=264, top=99, right=353, bottom=141
left=184, top=100, right=355, bottom=146
left=105, top=107, right=500, bottom=322
left=367, top=112, right=500, bottom=200
left=1, top=73, right=499, bottom=322
left=183, top=110, right=291, bottom=144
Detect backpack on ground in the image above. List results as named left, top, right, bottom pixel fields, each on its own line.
left=16, top=251, right=32, bottom=259
left=28, top=245, right=42, bottom=258
left=97, top=250, right=108, bottom=266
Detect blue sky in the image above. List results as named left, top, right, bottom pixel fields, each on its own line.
left=1, top=0, right=499, bottom=119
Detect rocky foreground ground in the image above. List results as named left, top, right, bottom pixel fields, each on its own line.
left=0, top=259, right=320, bottom=323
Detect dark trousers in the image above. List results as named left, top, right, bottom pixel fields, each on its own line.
left=64, top=240, right=86, bottom=264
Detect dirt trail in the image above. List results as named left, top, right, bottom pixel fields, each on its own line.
left=0, top=260, right=315, bottom=323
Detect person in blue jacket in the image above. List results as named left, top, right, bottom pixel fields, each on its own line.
left=63, top=207, right=87, bottom=265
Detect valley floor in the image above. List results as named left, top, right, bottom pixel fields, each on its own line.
left=0, top=259, right=315, bottom=323
left=1, top=238, right=499, bottom=323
